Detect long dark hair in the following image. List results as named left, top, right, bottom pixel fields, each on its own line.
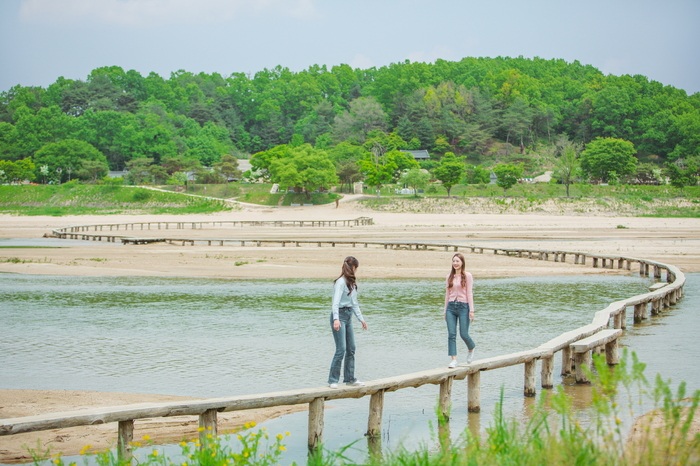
left=335, top=256, right=359, bottom=295
left=447, top=253, right=466, bottom=288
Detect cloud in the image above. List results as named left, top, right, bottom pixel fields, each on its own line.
left=349, top=53, right=373, bottom=70
left=18, top=0, right=319, bottom=27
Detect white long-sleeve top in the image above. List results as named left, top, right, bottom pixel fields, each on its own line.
left=331, top=276, right=364, bottom=322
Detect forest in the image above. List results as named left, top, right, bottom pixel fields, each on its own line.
left=0, top=56, right=698, bottom=190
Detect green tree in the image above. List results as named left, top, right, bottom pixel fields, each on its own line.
left=358, top=150, right=396, bottom=198
left=268, top=144, right=338, bottom=199
left=148, top=164, right=169, bottom=185
left=385, top=150, right=420, bottom=180
left=125, top=157, right=154, bottom=185
left=333, top=96, right=387, bottom=143
left=664, top=158, right=698, bottom=191
left=432, top=151, right=464, bottom=197
left=0, top=158, right=36, bottom=183
left=400, top=168, right=430, bottom=197
left=162, top=155, right=200, bottom=176
left=76, top=159, right=109, bottom=184
left=465, top=165, right=491, bottom=185
left=336, top=160, right=362, bottom=193
left=33, top=139, right=107, bottom=184
left=213, top=154, right=242, bottom=196
left=328, top=142, right=368, bottom=164
left=493, top=163, right=523, bottom=196
left=580, top=137, right=637, bottom=183
left=553, top=136, right=582, bottom=197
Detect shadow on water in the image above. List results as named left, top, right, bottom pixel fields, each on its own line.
left=1, top=272, right=698, bottom=464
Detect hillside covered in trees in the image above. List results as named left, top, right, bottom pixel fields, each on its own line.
left=1, top=56, right=698, bottom=189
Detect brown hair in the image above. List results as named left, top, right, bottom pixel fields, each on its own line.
left=447, top=253, right=466, bottom=289
left=335, top=256, right=359, bottom=295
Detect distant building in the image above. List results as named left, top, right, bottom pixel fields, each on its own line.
left=400, top=149, right=430, bottom=161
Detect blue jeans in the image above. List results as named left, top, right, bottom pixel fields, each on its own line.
left=328, top=307, right=357, bottom=384
left=446, top=301, right=475, bottom=356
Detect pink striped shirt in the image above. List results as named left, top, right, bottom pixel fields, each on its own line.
left=444, top=272, right=474, bottom=312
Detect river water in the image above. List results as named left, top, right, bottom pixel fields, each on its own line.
left=1, top=272, right=698, bottom=464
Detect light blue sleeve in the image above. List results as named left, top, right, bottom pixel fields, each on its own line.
left=350, top=288, right=364, bottom=322
left=331, top=278, right=345, bottom=320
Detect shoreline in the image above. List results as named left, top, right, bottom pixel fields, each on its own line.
left=1, top=201, right=699, bottom=461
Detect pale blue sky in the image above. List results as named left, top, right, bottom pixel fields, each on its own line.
left=1, top=0, right=699, bottom=95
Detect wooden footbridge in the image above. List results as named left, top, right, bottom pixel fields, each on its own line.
left=1, top=219, right=687, bottom=460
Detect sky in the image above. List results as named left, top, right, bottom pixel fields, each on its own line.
left=1, top=0, right=699, bottom=95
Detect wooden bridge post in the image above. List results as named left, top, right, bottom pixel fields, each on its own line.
left=439, top=377, right=453, bottom=421
left=524, top=360, right=537, bottom=397
left=605, top=338, right=619, bottom=365
left=199, top=409, right=217, bottom=447
left=633, top=303, right=646, bottom=322
left=367, top=390, right=385, bottom=437
left=117, top=420, right=134, bottom=463
left=561, top=346, right=573, bottom=375
left=670, top=289, right=678, bottom=305
left=541, top=355, right=554, bottom=389
left=308, top=398, right=324, bottom=453
left=574, top=350, right=591, bottom=384
left=467, top=371, right=481, bottom=412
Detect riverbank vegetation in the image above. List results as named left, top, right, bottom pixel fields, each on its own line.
left=0, top=183, right=230, bottom=215
left=1, top=182, right=697, bottom=217
left=28, top=352, right=699, bottom=466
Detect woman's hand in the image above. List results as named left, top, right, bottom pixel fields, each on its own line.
left=361, top=321, right=368, bottom=330
left=333, top=319, right=341, bottom=330
left=469, top=310, right=475, bottom=322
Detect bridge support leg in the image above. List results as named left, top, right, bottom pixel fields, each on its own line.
left=439, top=377, right=453, bottom=421
left=574, top=350, right=591, bottom=384
left=199, top=409, right=218, bottom=447
left=605, top=338, right=619, bottom=365
left=468, top=372, right=481, bottom=413
left=633, top=303, right=645, bottom=323
left=308, top=398, right=324, bottom=453
left=561, top=346, right=573, bottom=376
left=524, top=360, right=537, bottom=397
left=367, top=390, right=384, bottom=437
left=541, top=355, right=554, bottom=389
left=118, top=420, right=134, bottom=464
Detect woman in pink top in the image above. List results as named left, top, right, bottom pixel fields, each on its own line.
left=444, top=253, right=475, bottom=368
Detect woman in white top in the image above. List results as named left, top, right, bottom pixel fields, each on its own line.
left=328, top=256, right=368, bottom=388
left=444, top=253, right=475, bottom=368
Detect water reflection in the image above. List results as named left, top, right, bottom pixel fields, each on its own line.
left=1, top=273, right=698, bottom=464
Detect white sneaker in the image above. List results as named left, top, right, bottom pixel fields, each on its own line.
left=329, top=383, right=338, bottom=389
left=467, top=350, right=475, bottom=363
left=448, top=359, right=457, bottom=368
left=346, top=380, right=365, bottom=386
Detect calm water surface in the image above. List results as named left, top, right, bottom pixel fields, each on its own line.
left=1, top=272, right=698, bottom=464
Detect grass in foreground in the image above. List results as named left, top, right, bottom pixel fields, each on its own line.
left=27, top=352, right=699, bottom=466
left=0, top=184, right=232, bottom=216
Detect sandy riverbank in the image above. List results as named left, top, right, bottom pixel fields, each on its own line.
left=1, top=198, right=699, bottom=462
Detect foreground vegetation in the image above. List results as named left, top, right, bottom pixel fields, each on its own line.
left=28, top=352, right=699, bottom=466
